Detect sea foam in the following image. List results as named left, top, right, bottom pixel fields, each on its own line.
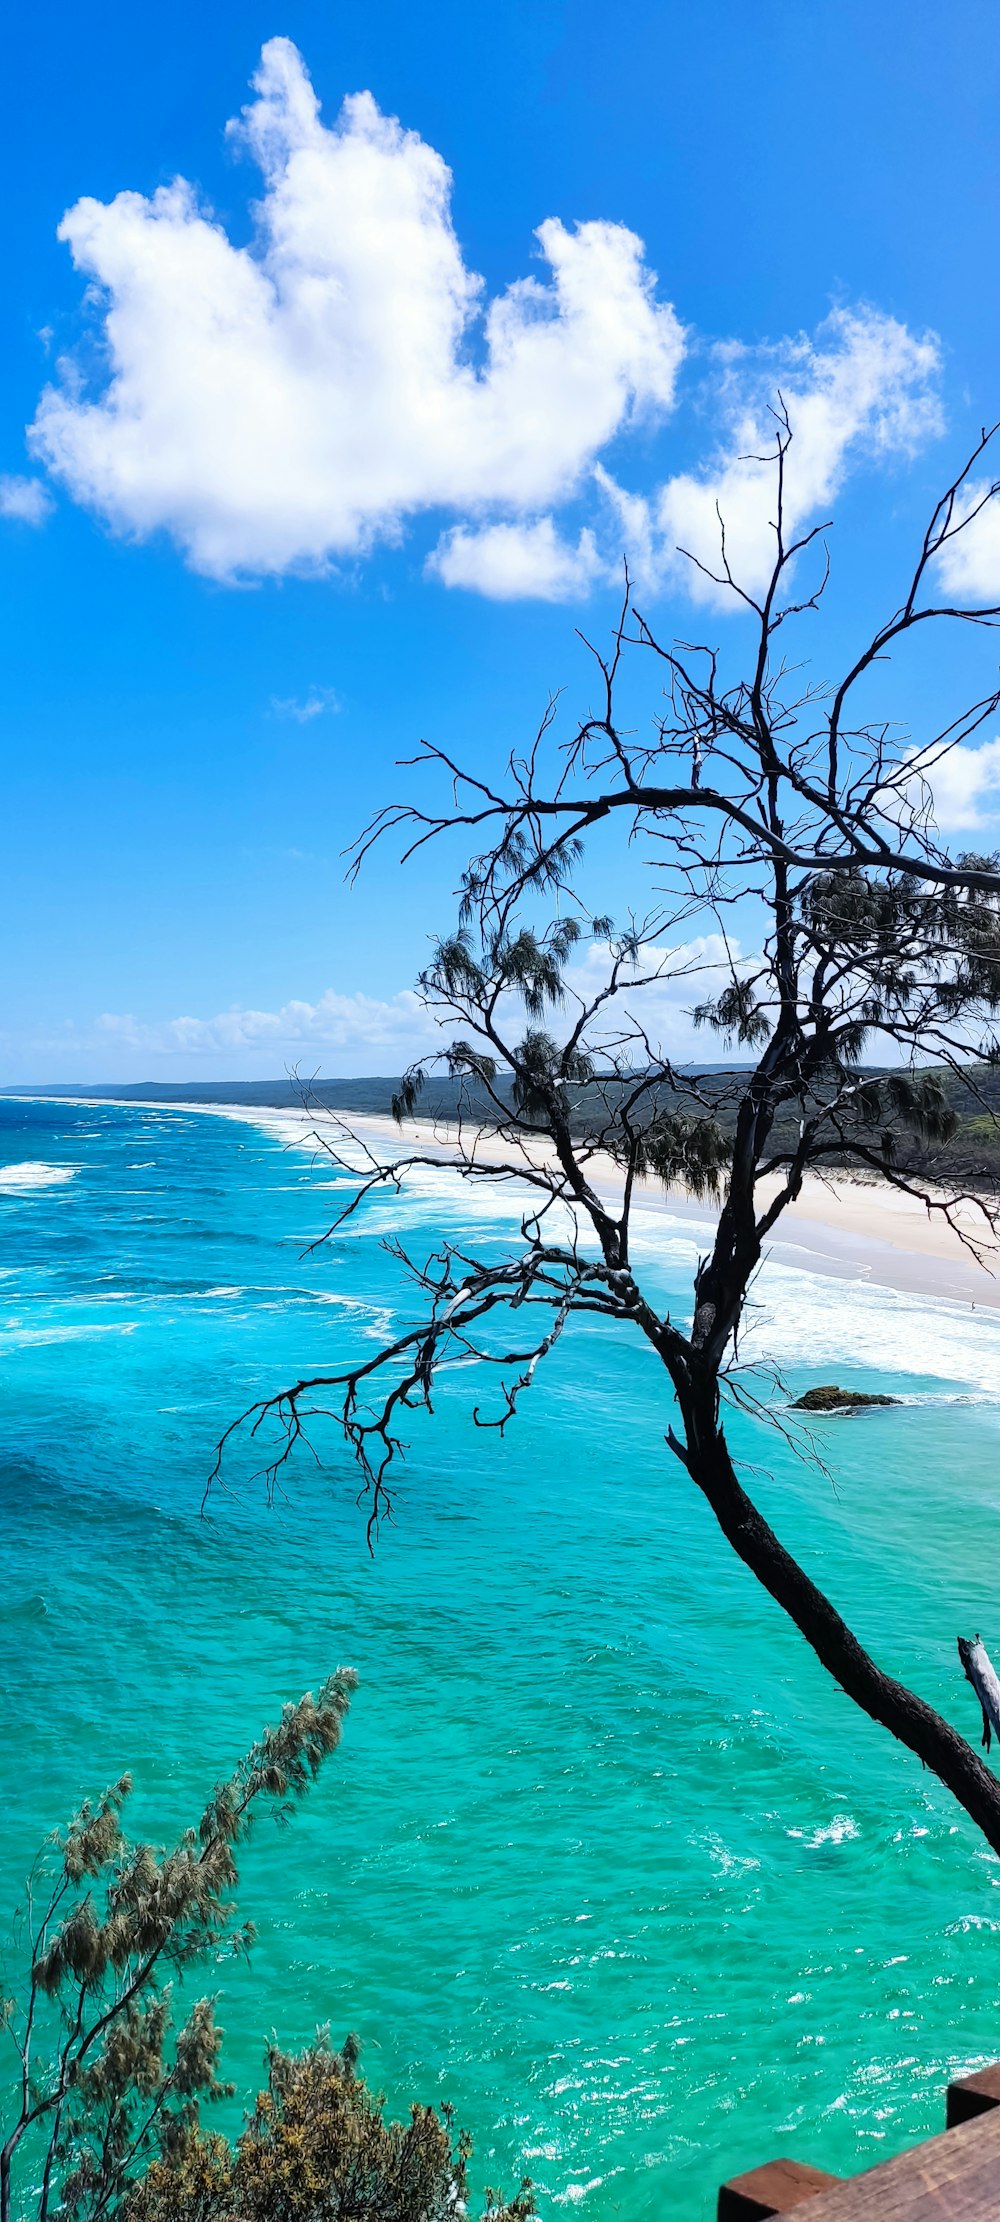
left=0, top=1161, right=77, bottom=1190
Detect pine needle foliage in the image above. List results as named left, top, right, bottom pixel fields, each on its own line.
left=124, top=2033, right=533, bottom=2222
left=0, top=1675, right=356, bottom=2222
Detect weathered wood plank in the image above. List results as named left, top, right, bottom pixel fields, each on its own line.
left=957, top=1636, right=1000, bottom=1753
left=770, top=2100, right=1000, bottom=2218
left=946, top=2062, right=1000, bottom=2129
left=718, top=2156, right=843, bottom=2217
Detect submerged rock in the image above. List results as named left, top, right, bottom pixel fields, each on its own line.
left=792, top=1384, right=900, bottom=1412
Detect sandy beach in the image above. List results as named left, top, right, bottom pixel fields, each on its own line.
left=37, top=1093, right=998, bottom=1313
left=328, top=1106, right=1000, bottom=1310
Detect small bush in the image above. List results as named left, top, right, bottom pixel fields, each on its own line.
left=124, top=2032, right=533, bottom=2222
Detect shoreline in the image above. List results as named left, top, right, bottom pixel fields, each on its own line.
left=311, top=1105, right=1000, bottom=1311
left=9, top=1090, right=1000, bottom=1311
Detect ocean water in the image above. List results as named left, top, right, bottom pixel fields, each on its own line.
left=3, top=1097, right=1000, bottom=2218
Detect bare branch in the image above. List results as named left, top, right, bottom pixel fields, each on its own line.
left=216, top=428, right=1000, bottom=1863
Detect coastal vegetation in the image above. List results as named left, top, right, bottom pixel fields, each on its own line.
left=11, top=1064, right=1000, bottom=1185
left=124, top=2038, right=532, bottom=2222
left=13, top=1063, right=1000, bottom=1186
left=0, top=1680, right=349, bottom=2217
left=0, top=1673, right=530, bottom=2222
left=215, top=424, right=1000, bottom=1857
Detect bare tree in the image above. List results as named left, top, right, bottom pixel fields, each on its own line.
left=215, top=422, right=1000, bottom=1852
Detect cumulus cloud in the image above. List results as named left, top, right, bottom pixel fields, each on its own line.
left=31, top=38, right=684, bottom=580
left=429, top=518, right=603, bottom=600
left=2, top=933, right=758, bottom=1084
left=562, top=932, right=752, bottom=1060
left=898, top=737, right=1000, bottom=833
left=599, top=309, right=943, bottom=606
left=23, top=53, right=948, bottom=611
left=935, top=483, right=1000, bottom=602
left=97, top=986, right=439, bottom=1059
left=83, top=936, right=745, bottom=1078
left=0, top=474, right=52, bottom=525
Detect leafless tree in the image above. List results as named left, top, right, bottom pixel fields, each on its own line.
left=215, top=421, right=1000, bottom=1853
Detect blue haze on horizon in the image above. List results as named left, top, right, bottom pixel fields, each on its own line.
left=3, top=1, right=1000, bottom=1080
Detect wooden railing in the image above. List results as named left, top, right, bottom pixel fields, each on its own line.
left=717, top=2062, right=1000, bottom=2218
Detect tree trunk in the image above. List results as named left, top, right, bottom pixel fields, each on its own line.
left=673, top=1378, right=1000, bottom=1855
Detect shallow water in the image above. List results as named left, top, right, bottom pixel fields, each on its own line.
left=2, top=1097, right=1000, bottom=2219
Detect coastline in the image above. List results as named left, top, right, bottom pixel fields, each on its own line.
left=14, top=1090, right=1000, bottom=1312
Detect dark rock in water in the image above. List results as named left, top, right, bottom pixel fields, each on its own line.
left=792, top=1384, right=900, bottom=1412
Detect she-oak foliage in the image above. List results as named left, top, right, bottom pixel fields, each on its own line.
left=0, top=1679, right=531, bottom=2222
left=125, top=2037, right=532, bottom=2222
left=0, top=1683, right=360, bottom=2221
left=214, top=422, right=1000, bottom=1858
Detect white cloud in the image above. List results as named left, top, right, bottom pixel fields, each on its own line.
left=895, top=737, right=1000, bottom=833
left=600, top=309, right=942, bottom=607
left=22, top=58, right=947, bottom=612
left=429, top=518, right=603, bottom=600
left=31, top=38, right=684, bottom=580
left=81, top=938, right=746, bottom=1077
left=562, top=933, right=752, bottom=1060
left=270, top=686, right=341, bottom=721
left=3, top=937, right=760, bottom=1083
left=96, top=986, right=439, bottom=1058
left=431, top=312, right=943, bottom=606
left=0, top=474, right=52, bottom=525
left=935, top=480, right=1000, bottom=602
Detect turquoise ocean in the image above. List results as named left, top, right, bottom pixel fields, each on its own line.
left=4, top=1095, right=1000, bottom=2219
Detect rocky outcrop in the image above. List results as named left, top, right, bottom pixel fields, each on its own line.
left=792, top=1384, right=900, bottom=1412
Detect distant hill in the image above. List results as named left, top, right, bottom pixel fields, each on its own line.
left=0, top=1073, right=517, bottom=1122
left=0, top=1077, right=417, bottom=1113
left=4, top=1065, right=1000, bottom=1184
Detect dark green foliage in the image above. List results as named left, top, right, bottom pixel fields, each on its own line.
left=693, top=980, right=770, bottom=1049
left=800, top=865, right=1000, bottom=1041
left=15, top=1065, right=1000, bottom=1186
left=418, top=922, right=582, bottom=1025
left=850, top=1072, right=957, bottom=1155
left=390, top=1069, right=424, bottom=1122
left=608, top=1110, right=730, bottom=1200
left=1, top=1688, right=531, bottom=2222
left=511, top=1029, right=594, bottom=1123
left=124, top=2034, right=533, bottom=2222
left=392, top=1040, right=500, bottom=1124
left=0, top=1676, right=357, bottom=2222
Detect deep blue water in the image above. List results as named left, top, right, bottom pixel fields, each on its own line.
left=3, top=1096, right=1000, bottom=2219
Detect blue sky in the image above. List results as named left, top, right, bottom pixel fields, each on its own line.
left=4, top=0, right=1000, bottom=1079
